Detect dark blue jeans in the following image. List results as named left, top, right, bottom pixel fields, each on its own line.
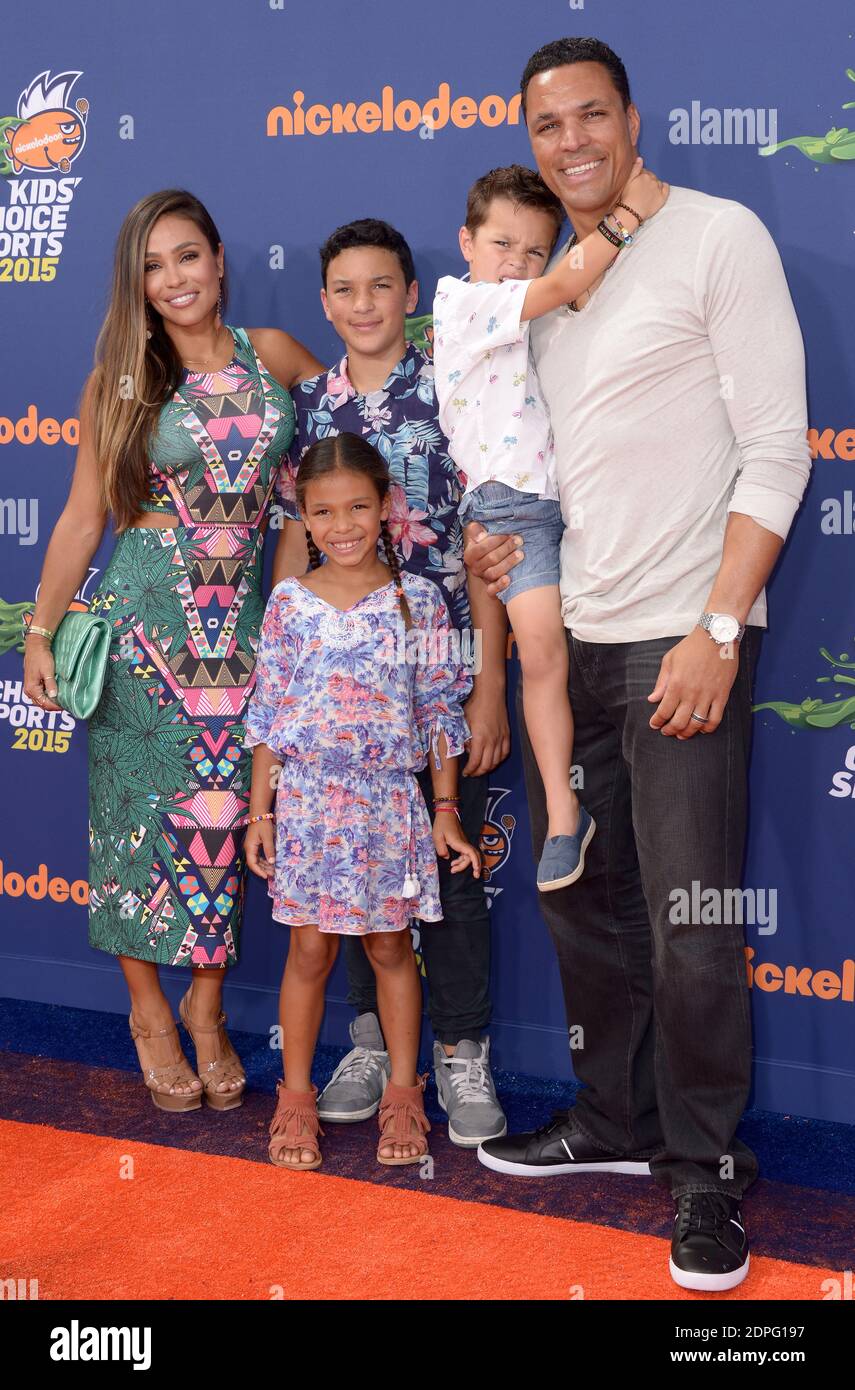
left=517, top=628, right=761, bottom=1198
left=343, top=767, right=492, bottom=1046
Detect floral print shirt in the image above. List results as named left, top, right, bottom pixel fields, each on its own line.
left=276, top=344, right=473, bottom=636
left=432, top=275, right=558, bottom=511
left=244, top=571, right=473, bottom=773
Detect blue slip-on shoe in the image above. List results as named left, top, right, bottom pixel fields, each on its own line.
left=536, top=807, right=596, bottom=892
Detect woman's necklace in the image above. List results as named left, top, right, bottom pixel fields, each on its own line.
left=182, top=323, right=230, bottom=370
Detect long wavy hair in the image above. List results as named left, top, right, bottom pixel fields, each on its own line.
left=89, top=189, right=228, bottom=532
left=296, top=433, right=413, bottom=631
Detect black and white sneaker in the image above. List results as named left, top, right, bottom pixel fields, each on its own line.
left=670, top=1192, right=750, bottom=1291
left=477, top=1111, right=652, bottom=1177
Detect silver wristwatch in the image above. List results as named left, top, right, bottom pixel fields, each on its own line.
left=699, top=612, right=745, bottom=645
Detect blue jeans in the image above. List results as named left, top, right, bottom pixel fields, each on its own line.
left=517, top=627, right=761, bottom=1198
left=343, top=767, right=492, bottom=1045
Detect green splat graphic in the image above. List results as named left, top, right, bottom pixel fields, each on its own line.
left=0, top=116, right=18, bottom=178
left=754, top=643, right=855, bottom=730
left=404, top=313, right=434, bottom=355
left=760, top=69, right=855, bottom=162
left=0, top=598, right=34, bottom=657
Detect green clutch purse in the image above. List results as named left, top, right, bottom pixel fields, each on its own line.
left=51, top=611, right=112, bottom=720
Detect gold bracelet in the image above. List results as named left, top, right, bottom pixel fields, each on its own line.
left=26, top=624, right=55, bottom=642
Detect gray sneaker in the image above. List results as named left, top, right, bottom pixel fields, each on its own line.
left=433, top=1037, right=507, bottom=1148
left=317, top=1012, right=391, bottom=1122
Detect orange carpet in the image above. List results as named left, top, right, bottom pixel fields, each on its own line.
left=1, top=1119, right=837, bottom=1301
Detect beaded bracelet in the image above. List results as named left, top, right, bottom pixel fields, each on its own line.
left=605, top=211, right=636, bottom=247
left=246, top=811, right=275, bottom=825
left=616, top=200, right=643, bottom=226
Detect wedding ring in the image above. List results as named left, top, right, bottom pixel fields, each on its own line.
left=690, top=711, right=708, bottom=724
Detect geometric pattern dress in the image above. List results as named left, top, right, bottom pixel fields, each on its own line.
left=87, top=326, right=295, bottom=968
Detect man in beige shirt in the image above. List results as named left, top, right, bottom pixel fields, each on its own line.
left=467, top=36, right=811, bottom=1293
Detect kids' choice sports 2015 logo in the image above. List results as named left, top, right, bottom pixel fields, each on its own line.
left=0, top=69, right=88, bottom=283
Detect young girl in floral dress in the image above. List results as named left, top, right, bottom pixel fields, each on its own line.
left=244, top=432, right=480, bottom=1169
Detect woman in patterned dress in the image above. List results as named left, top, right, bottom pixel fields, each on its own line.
left=22, top=189, right=323, bottom=1111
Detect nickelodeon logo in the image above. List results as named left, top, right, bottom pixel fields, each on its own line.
left=266, top=82, right=522, bottom=138
left=745, top=947, right=854, bottom=1001
left=0, top=406, right=78, bottom=446
left=0, top=859, right=88, bottom=905
left=808, top=427, right=855, bottom=460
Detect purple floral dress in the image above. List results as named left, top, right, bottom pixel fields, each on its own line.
left=244, top=570, right=472, bottom=934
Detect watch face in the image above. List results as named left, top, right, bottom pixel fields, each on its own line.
left=710, top=614, right=739, bottom=643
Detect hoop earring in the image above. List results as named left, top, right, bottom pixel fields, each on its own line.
left=144, top=301, right=153, bottom=341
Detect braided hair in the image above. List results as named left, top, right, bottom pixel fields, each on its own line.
left=296, top=432, right=413, bottom=631
left=379, top=517, right=413, bottom=630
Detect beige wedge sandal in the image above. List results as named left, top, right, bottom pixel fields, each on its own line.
left=178, top=990, right=246, bottom=1110
left=128, top=1013, right=203, bottom=1112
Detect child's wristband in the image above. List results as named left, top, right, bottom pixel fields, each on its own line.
left=596, top=218, right=624, bottom=250
left=607, top=211, right=636, bottom=246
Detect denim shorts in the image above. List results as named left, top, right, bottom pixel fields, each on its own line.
left=459, top=481, right=564, bottom=605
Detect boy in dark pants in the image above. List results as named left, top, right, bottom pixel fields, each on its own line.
left=272, top=218, right=510, bottom=1146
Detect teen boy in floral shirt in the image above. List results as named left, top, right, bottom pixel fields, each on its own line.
left=272, top=218, right=510, bottom=1146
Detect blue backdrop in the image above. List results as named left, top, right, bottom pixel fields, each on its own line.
left=2, top=0, right=853, bottom=1122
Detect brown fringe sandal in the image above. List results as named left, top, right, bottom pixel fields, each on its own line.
left=268, top=1080, right=324, bottom=1169
left=128, top=1013, right=203, bottom=1112
left=377, top=1075, right=431, bottom=1166
left=178, top=990, right=246, bottom=1111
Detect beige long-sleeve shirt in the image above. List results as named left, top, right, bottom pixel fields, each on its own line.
left=530, top=186, right=811, bottom=643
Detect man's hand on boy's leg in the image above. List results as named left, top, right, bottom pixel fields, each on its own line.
left=463, top=520, right=524, bottom=598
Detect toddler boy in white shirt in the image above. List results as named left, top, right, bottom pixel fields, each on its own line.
left=433, top=161, right=665, bottom=889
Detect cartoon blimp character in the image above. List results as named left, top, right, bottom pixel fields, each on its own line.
left=8, top=70, right=88, bottom=174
